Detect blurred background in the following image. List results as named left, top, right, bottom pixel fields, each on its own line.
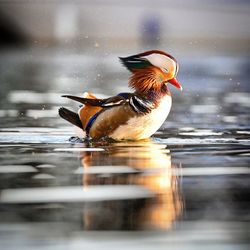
left=0, top=0, right=250, bottom=128
left=1, top=0, right=250, bottom=54
left=0, top=1, right=250, bottom=250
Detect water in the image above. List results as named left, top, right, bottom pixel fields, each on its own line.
left=0, top=48, right=250, bottom=250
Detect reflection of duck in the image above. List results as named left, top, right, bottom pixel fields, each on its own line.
left=79, top=140, right=183, bottom=230
left=59, top=50, right=182, bottom=140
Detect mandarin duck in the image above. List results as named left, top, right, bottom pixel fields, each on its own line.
left=59, top=50, right=182, bottom=140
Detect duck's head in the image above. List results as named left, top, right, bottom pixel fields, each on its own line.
left=119, top=50, right=182, bottom=93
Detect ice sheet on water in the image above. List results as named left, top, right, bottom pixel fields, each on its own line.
left=32, top=173, right=55, bottom=179
left=0, top=110, right=18, bottom=117
left=159, top=137, right=238, bottom=145
left=36, top=164, right=56, bottom=169
left=0, top=127, right=73, bottom=144
left=190, top=104, right=218, bottom=114
left=177, top=167, right=250, bottom=176
left=0, top=127, right=72, bottom=133
left=74, top=165, right=138, bottom=175
left=26, top=109, right=58, bottom=118
left=0, top=165, right=37, bottom=173
left=179, top=129, right=223, bottom=136
left=224, top=92, right=250, bottom=107
left=236, top=130, right=250, bottom=135
left=8, top=91, right=69, bottom=104
left=0, top=133, right=71, bottom=144
left=54, top=148, right=104, bottom=152
left=0, top=185, right=154, bottom=204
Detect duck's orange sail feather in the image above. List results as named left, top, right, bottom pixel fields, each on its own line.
left=78, top=92, right=102, bottom=130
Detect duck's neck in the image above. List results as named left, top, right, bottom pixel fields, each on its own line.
left=135, top=84, right=171, bottom=107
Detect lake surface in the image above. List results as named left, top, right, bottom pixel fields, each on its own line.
left=0, top=49, right=249, bottom=250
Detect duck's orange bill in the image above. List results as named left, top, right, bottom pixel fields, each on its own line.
left=168, top=77, right=183, bottom=91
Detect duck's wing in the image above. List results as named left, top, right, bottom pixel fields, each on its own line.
left=62, top=94, right=127, bottom=108
left=62, top=93, right=154, bottom=114
left=60, top=94, right=129, bottom=130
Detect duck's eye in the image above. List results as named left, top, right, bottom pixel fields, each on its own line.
left=162, top=68, right=168, bottom=73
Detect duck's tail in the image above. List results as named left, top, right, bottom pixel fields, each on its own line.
left=59, top=92, right=102, bottom=130
left=58, top=107, right=83, bottom=129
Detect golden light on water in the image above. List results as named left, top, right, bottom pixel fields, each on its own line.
left=80, top=140, right=183, bottom=230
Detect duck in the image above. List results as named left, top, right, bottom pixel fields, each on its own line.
left=59, top=50, right=182, bottom=140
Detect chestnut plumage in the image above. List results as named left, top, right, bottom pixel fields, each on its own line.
left=59, top=50, right=182, bottom=140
